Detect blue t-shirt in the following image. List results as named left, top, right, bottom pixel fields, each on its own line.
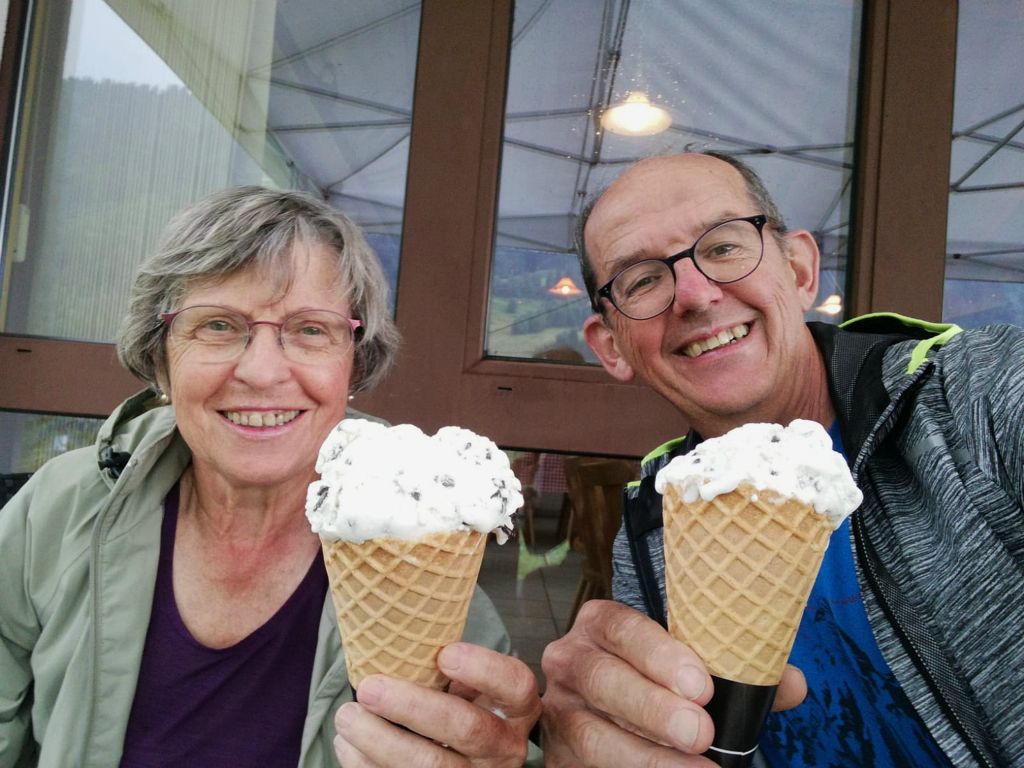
left=759, top=424, right=951, bottom=767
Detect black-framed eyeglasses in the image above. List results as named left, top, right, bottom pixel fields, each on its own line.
left=160, top=305, right=362, bottom=365
left=596, top=214, right=768, bottom=320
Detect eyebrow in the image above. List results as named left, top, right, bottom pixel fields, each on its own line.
left=602, top=211, right=751, bottom=278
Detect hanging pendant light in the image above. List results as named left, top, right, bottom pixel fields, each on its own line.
left=548, top=276, right=583, bottom=296
left=815, top=293, right=843, bottom=316
left=601, top=91, right=672, bottom=137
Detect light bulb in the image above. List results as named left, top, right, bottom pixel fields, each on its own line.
left=601, top=91, right=672, bottom=137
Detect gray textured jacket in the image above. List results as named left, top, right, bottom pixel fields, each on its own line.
left=612, top=315, right=1024, bottom=767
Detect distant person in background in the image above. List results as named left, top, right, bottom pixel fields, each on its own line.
left=0, top=186, right=541, bottom=767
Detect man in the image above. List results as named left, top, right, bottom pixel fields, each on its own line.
left=539, top=152, right=1024, bottom=767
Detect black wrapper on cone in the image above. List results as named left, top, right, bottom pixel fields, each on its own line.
left=702, top=676, right=777, bottom=767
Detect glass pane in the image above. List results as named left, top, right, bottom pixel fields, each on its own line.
left=0, top=410, right=103, bottom=473
left=478, top=449, right=640, bottom=685
left=0, top=0, right=418, bottom=341
left=487, top=0, right=863, bottom=361
left=943, top=1, right=1024, bottom=328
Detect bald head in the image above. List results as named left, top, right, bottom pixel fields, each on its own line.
left=575, top=152, right=786, bottom=312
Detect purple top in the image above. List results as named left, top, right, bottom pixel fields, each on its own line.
left=120, top=483, right=328, bottom=767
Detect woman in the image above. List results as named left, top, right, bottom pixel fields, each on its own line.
left=0, top=187, right=541, bottom=767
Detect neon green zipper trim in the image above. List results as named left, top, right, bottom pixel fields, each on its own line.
left=840, top=312, right=963, bottom=373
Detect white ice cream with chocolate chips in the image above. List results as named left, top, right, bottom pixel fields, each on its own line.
left=655, top=419, right=862, bottom=527
left=306, top=419, right=521, bottom=544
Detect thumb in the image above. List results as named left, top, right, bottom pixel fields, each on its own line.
left=772, top=665, right=807, bottom=712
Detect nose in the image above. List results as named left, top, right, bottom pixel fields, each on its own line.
left=669, top=257, right=723, bottom=316
left=232, top=324, right=291, bottom=385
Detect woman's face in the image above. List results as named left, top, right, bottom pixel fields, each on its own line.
left=161, top=242, right=356, bottom=492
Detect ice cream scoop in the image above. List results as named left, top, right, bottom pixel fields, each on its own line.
left=655, top=419, right=861, bottom=524
left=308, top=420, right=520, bottom=544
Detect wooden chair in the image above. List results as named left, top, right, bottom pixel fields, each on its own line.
left=563, top=457, right=636, bottom=630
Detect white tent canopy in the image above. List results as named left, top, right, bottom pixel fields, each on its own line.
left=116, top=0, right=1024, bottom=279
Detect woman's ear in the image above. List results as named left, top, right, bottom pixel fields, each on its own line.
left=583, top=313, right=635, bottom=382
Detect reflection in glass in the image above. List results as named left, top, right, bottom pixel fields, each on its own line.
left=0, top=411, right=103, bottom=473
left=477, top=449, right=578, bottom=686
left=478, top=448, right=639, bottom=686
left=487, top=0, right=863, bottom=360
left=944, top=1, right=1024, bottom=327
left=488, top=246, right=596, bottom=362
left=0, top=0, right=419, bottom=341
left=945, top=281, right=1024, bottom=328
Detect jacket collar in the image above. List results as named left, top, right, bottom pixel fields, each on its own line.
left=94, top=389, right=178, bottom=484
left=809, top=315, right=961, bottom=475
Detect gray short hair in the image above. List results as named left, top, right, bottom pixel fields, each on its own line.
left=575, top=150, right=788, bottom=314
left=118, top=186, right=400, bottom=393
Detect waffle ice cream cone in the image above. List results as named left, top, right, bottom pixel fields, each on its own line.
left=663, top=483, right=832, bottom=685
left=322, top=529, right=486, bottom=689
left=306, top=419, right=521, bottom=690
left=656, top=420, right=862, bottom=765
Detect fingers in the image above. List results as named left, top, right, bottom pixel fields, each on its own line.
left=436, top=644, right=540, bottom=759
left=567, top=601, right=712, bottom=704
left=334, top=701, right=464, bottom=768
left=438, top=643, right=541, bottom=722
left=772, top=665, right=807, bottom=712
left=345, top=673, right=529, bottom=764
left=539, top=601, right=715, bottom=763
left=333, top=646, right=541, bottom=767
left=542, top=644, right=713, bottom=754
left=541, top=690, right=717, bottom=768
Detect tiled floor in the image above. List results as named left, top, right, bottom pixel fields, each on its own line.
left=477, top=507, right=582, bottom=691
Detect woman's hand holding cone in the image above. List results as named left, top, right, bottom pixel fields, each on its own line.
left=332, top=642, right=540, bottom=766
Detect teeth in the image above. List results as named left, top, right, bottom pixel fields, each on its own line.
left=224, top=410, right=300, bottom=427
left=683, top=324, right=749, bottom=358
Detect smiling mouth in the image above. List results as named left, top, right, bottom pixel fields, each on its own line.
left=682, top=324, right=750, bottom=358
left=223, top=410, right=301, bottom=427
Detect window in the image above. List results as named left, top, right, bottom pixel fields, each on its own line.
left=0, top=0, right=420, bottom=470
left=0, top=0, right=419, bottom=344
left=486, top=0, right=863, bottom=362
left=0, top=1, right=967, bottom=460
left=943, top=0, right=1024, bottom=327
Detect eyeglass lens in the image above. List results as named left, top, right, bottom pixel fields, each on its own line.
left=609, top=218, right=763, bottom=319
left=167, top=306, right=356, bottom=363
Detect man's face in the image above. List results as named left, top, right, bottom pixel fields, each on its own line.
left=582, top=155, right=821, bottom=436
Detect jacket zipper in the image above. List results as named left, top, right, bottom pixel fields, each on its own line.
left=852, top=512, right=995, bottom=768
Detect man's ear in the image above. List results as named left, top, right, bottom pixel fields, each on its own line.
left=781, top=230, right=821, bottom=312
left=583, top=313, right=635, bottom=382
